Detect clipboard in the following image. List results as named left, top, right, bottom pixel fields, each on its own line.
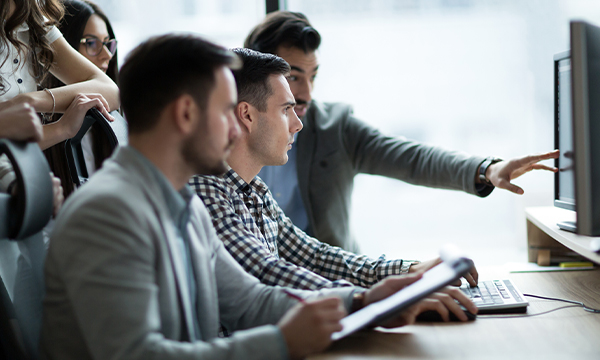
left=331, top=245, right=474, bottom=340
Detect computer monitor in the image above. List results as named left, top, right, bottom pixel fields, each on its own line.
left=554, top=21, right=600, bottom=236
left=554, top=51, right=576, bottom=231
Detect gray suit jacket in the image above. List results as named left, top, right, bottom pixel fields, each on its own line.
left=296, top=101, right=490, bottom=252
left=41, top=146, right=355, bottom=360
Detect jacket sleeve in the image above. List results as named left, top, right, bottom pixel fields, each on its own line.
left=339, top=108, right=490, bottom=196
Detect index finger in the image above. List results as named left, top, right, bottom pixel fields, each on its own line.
left=86, top=94, right=114, bottom=121
left=441, top=286, right=478, bottom=314
left=97, top=103, right=114, bottom=122
left=522, top=150, right=560, bottom=164
left=466, top=265, right=478, bottom=286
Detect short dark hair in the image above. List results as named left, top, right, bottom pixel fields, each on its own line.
left=244, top=11, right=321, bottom=55
left=118, top=34, right=240, bottom=134
left=230, top=48, right=290, bottom=112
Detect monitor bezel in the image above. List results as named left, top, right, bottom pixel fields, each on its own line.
left=553, top=50, right=575, bottom=211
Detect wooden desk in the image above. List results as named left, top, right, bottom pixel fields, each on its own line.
left=526, top=206, right=600, bottom=265
left=310, top=268, right=600, bottom=360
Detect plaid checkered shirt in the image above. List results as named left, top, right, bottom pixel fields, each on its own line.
left=189, top=168, right=404, bottom=290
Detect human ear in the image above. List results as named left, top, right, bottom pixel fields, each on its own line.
left=172, top=94, right=199, bottom=135
left=235, top=101, right=256, bottom=134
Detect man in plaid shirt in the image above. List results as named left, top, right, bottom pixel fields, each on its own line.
left=190, top=48, right=479, bottom=291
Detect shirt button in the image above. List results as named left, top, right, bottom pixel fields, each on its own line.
left=17, top=78, right=23, bottom=84
left=13, top=58, right=18, bottom=64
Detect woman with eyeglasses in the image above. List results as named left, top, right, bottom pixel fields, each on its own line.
left=42, top=0, right=121, bottom=198
left=0, top=0, right=119, bottom=214
left=58, top=0, right=118, bottom=83
left=0, top=0, right=118, bottom=146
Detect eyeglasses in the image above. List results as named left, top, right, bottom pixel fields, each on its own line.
left=79, top=36, right=118, bottom=56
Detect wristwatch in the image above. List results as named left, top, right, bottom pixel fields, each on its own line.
left=351, top=291, right=366, bottom=313
left=400, top=260, right=420, bottom=275
left=478, top=157, right=503, bottom=186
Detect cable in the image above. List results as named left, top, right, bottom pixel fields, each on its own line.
left=523, top=293, right=600, bottom=313
left=477, top=293, right=600, bottom=319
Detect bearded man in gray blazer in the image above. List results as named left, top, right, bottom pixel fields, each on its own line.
left=40, top=34, right=473, bottom=360
left=246, top=11, right=559, bottom=253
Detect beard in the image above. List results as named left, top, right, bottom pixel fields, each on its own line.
left=181, top=129, right=230, bottom=176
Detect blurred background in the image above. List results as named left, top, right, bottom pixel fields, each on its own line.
left=93, top=0, right=600, bottom=265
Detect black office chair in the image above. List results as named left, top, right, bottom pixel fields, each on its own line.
left=65, top=108, right=127, bottom=186
left=0, top=139, right=53, bottom=360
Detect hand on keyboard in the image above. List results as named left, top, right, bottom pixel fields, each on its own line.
left=373, top=283, right=478, bottom=327
left=411, top=257, right=479, bottom=287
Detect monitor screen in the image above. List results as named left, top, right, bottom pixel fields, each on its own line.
left=554, top=52, right=575, bottom=210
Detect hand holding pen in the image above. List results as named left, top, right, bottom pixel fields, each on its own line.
left=277, top=290, right=346, bottom=360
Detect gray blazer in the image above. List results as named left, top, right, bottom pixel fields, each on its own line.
left=41, top=146, right=354, bottom=360
left=296, top=101, right=489, bottom=252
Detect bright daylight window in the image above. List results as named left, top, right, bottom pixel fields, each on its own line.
left=95, top=0, right=599, bottom=265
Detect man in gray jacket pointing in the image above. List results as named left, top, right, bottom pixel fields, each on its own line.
left=246, top=11, right=559, bottom=253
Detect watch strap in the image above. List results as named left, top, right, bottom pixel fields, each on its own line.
left=351, top=291, right=366, bottom=313
left=400, top=260, right=419, bottom=275
left=478, top=157, right=502, bottom=186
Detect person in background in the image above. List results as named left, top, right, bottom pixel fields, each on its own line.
left=191, top=48, right=478, bottom=291
left=245, top=11, right=559, bottom=253
left=0, top=102, right=63, bottom=215
left=42, top=0, right=119, bottom=198
left=0, top=0, right=118, bottom=211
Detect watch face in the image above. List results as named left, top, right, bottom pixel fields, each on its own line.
left=400, top=263, right=412, bottom=274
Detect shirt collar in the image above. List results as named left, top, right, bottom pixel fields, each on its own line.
left=15, top=23, right=29, bottom=33
left=124, top=146, right=194, bottom=226
left=223, top=168, right=270, bottom=198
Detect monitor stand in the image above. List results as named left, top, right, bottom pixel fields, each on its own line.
left=557, top=220, right=577, bottom=233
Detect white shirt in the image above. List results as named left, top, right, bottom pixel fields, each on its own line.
left=0, top=22, right=63, bottom=191
left=0, top=22, right=62, bottom=102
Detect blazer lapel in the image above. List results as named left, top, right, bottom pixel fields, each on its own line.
left=113, top=148, right=198, bottom=342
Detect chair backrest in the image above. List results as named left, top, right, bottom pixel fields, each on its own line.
left=0, top=140, right=53, bottom=360
left=65, top=108, right=127, bottom=186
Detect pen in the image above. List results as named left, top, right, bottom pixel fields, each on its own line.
left=283, top=289, right=306, bottom=303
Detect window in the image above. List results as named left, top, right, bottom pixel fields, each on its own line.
left=93, top=0, right=600, bottom=264
left=285, top=0, right=597, bottom=264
